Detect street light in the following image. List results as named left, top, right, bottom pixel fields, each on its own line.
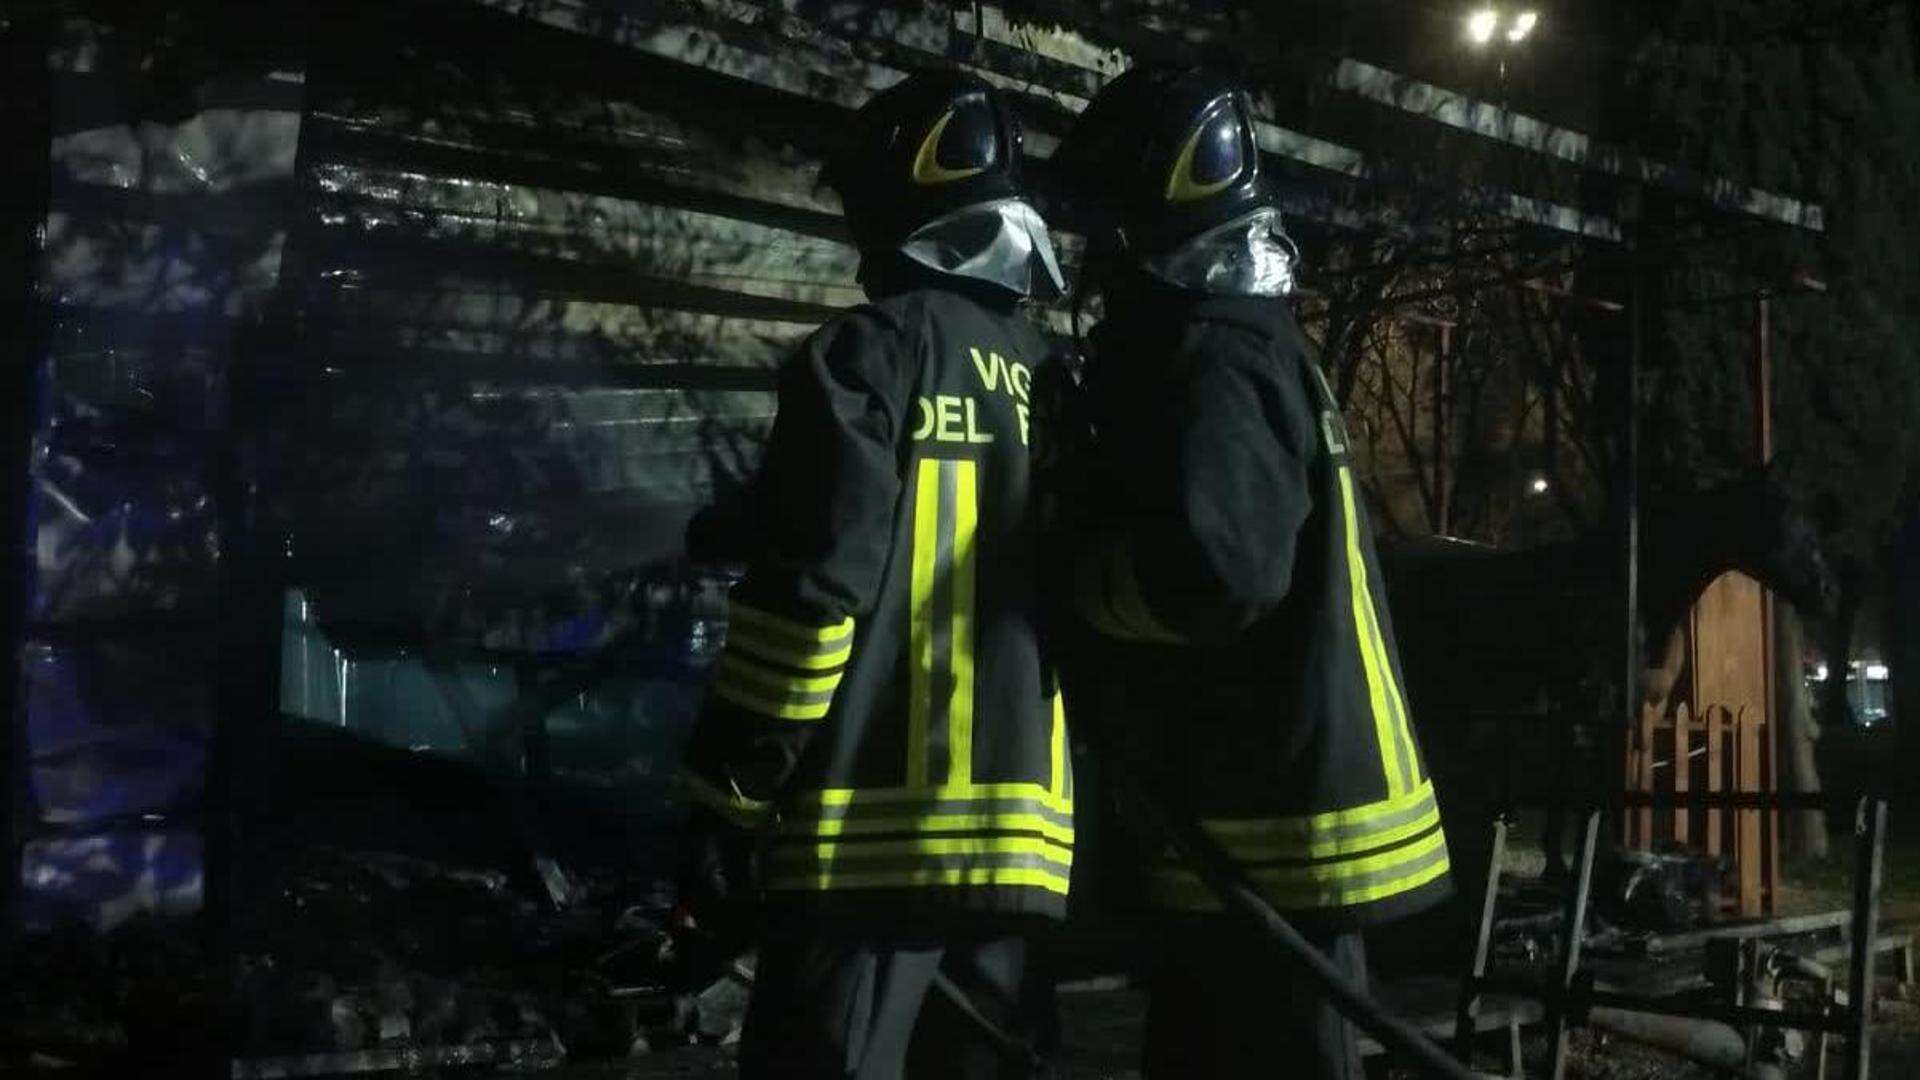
left=1464, top=9, right=1539, bottom=46
left=1466, top=9, right=1499, bottom=44
left=1464, top=9, right=1540, bottom=90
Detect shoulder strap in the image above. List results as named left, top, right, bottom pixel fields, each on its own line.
left=1299, top=357, right=1353, bottom=466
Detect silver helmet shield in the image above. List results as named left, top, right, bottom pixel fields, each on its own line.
left=895, top=196, right=1067, bottom=302
left=1140, top=206, right=1299, bottom=298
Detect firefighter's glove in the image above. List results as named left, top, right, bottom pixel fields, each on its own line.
left=671, top=769, right=773, bottom=957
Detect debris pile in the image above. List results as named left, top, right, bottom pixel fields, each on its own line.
left=231, top=847, right=687, bottom=1066
left=0, top=914, right=215, bottom=1075
left=1482, top=838, right=1908, bottom=1079
left=1594, top=846, right=1729, bottom=933
left=231, top=846, right=777, bottom=1068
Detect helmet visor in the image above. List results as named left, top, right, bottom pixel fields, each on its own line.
left=910, top=93, right=1002, bottom=186
left=1166, top=100, right=1253, bottom=203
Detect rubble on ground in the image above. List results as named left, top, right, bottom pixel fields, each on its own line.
left=3, top=844, right=761, bottom=1073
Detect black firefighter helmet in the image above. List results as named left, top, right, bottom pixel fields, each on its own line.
left=825, top=72, right=1027, bottom=255
left=1051, top=67, right=1270, bottom=254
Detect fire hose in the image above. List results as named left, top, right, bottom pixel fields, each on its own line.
left=1005, top=359, right=1483, bottom=1077
left=910, top=752, right=1483, bottom=1078
left=1102, top=753, right=1482, bottom=1080
left=687, top=756, right=1481, bottom=1077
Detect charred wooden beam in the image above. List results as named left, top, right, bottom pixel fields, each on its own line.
left=0, top=9, right=52, bottom=937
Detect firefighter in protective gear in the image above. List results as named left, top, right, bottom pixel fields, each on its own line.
left=1048, top=67, right=1451, bottom=1079
left=676, top=71, right=1071, bottom=1079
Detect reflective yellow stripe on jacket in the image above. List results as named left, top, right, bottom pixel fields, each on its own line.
left=766, top=782, right=1075, bottom=897
left=711, top=603, right=854, bottom=721
left=1142, top=780, right=1448, bottom=911
left=1311, top=359, right=1420, bottom=800
left=763, top=457, right=1075, bottom=902
left=908, top=457, right=981, bottom=785
left=1337, top=465, right=1414, bottom=796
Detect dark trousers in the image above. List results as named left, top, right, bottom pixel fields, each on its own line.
left=1142, top=924, right=1367, bottom=1080
left=739, top=917, right=1059, bottom=1080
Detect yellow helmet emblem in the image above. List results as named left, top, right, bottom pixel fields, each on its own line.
left=911, top=108, right=988, bottom=186
left=1164, top=115, right=1239, bottom=203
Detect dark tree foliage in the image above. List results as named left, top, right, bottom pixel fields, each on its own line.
left=1617, top=0, right=1920, bottom=745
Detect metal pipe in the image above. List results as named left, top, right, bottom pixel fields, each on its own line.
left=1472, top=976, right=1854, bottom=1035
left=1623, top=262, right=1642, bottom=775
left=1495, top=912, right=1568, bottom=935
left=1549, top=811, right=1602, bottom=1080
left=1819, top=975, right=1833, bottom=1080
left=1432, top=321, right=1452, bottom=535
left=1845, top=798, right=1887, bottom=1080
left=1455, top=817, right=1509, bottom=1057
left=1588, top=1007, right=1783, bottom=1080
left=1779, top=952, right=1836, bottom=984
left=1642, top=909, right=1852, bottom=955
left=1618, top=791, right=1851, bottom=810
left=1586, top=988, right=1847, bottom=1036
left=1462, top=792, right=1855, bottom=811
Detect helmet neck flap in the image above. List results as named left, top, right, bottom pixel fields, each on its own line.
left=1140, top=205, right=1298, bottom=298
left=886, top=195, right=1065, bottom=301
